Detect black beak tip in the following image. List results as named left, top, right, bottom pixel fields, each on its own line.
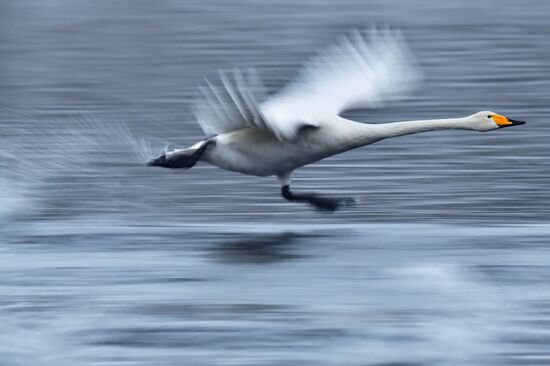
left=510, top=119, right=526, bottom=126
left=500, top=119, right=526, bottom=128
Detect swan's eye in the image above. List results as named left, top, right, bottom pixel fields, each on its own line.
left=487, top=115, right=492, bottom=119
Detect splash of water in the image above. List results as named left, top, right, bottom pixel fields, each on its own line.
left=0, top=99, right=166, bottom=222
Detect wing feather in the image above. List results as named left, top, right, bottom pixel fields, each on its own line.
left=193, top=68, right=269, bottom=137
left=193, top=27, right=421, bottom=141
left=259, top=27, right=421, bottom=139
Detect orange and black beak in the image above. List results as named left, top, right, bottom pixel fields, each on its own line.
left=493, top=114, right=526, bottom=128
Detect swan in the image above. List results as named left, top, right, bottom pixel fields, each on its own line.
left=147, top=27, right=526, bottom=211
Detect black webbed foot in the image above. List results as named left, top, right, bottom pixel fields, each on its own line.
left=147, top=153, right=168, bottom=167
left=147, top=139, right=213, bottom=169
left=147, top=151, right=197, bottom=168
left=308, top=195, right=356, bottom=211
left=281, top=185, right=356, bottom=212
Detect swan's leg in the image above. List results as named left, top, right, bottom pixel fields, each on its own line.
left=277, top=172, right=356, bottom=212
left=147, top=139, right=212, bottom=169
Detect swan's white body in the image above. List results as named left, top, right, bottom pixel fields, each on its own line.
left=202, top=115, right=500, bottom=178
left=151, top=27, right=525, bottom=210
left=203, top=118, right=373, bottom=177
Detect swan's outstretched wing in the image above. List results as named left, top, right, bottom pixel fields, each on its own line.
left=260, top=27, right=421, bottom=140
left=193, top=67, right=318, bottom=139
left=193, top=68, right=270, bottom=137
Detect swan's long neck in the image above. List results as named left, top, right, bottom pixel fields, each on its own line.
left=338, top=117, right=473, bottom=150
left=373, top=117, right=471, bottom=140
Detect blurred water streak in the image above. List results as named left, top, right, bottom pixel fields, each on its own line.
left=1, top=0, right=550, bottom=365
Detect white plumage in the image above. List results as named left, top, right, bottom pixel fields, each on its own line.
left=261, top=27, right=420, bottom=140
left=193, top=68, right=268, bottom=137
left=194, top=27, right=419, bottom=141
left=149, top=26, right=525, bottom=211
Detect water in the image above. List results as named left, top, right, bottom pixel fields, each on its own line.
left=1, top=0, right=550, bottom=365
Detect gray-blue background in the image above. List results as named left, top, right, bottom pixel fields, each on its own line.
left=1, top=0, right=549, bottom=365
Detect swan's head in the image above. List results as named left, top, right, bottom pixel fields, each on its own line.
left=468, top=111, right=526, bottom=131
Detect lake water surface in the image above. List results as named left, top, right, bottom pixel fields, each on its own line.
left=1, top=0, right=550, bottom=365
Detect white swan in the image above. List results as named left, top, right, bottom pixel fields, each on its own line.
left=148, top=27, right=526, bottom=211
